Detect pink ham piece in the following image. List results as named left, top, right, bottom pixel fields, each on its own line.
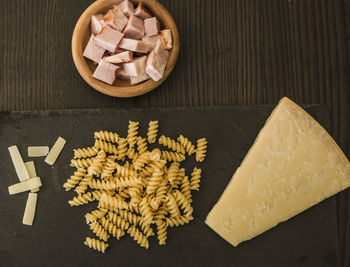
left=94, top=26, right=124, bottom=52
left=117, top=67, right=130, bottom=81
left=115, top=47, right=127, bottom=53
left=118, top=38, right=150, bottom=53
left=134, top=2, right=152, bottom=20
left=83, top=35, right=106, bottom=63
left=118, top=0, right=135, bottom=18
left=142, top=35, right=162, bottom=51
left=130, top=72, right=150, bottom=85
left=123, top=56, right=147, bottom=76
left=104, top=8, right=128, bottom=32
left=123, top=15, right=145, bottom=40
left=144, top=17, right=160, bottom=36
left=146, top=40, right=169, bottom=81
left=93, top=59, right=119, bottom=85
left=160, top=29, right=173, bottom=49
left=91, top=14, right=106, bottom=35
left=104, top=51, right=133, bottom=64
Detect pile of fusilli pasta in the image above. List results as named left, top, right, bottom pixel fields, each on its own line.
left=63, top=121, right=208, bottom=253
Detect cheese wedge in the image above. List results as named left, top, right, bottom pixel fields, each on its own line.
left=205, top=97, right=350, bottom=247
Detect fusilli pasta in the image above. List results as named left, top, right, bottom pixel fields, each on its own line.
left=195, top=138, right=207, bottom=162
left=84, top=237, right=108, bottom=253
left=147, top=120, right=158, bottom=144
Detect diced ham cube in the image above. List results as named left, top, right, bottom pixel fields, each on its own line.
left=83, top=35, right=106, bottom=63
left=123, top=56, right=147, bottom=76
left=146, top=40, right=169, bottom=81
left=93, top=59, right=119, bottom=85
left=160, top=29, right=173, bottom=49
left=134, top=2, right=152, bottom=20
left=117, top=67, right=130, bottom=81
left=123, top=15, right=145, bottom=40
left=130, top=72, right=150, bottom=85
left=118, top=38, right=150, bottom=53
left=104, top=51, right=133, bottom=64
left=104, top=8, right=128, bottom=32
left=142, top=35, right=162, bottom=51
left=117, top=0, right=135, bottom=18
left=144, top=17, right=160, bottom=36
left=94, top=26, right=124, bottom=52
left=91, top=14, right=106, bottom=35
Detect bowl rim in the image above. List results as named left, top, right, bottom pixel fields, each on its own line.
left=71, top=0, right=180, bottom=98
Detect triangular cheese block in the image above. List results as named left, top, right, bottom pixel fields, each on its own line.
left=205, top=97, right=350, bottom=247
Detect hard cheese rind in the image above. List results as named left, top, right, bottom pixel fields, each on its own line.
left=205, top=97, right=350, bottom=247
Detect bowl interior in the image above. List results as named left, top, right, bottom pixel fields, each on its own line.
left=72, top=0, right=179, bottom=97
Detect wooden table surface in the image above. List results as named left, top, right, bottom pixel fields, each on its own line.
left=1, top=0, right=349, bottom=265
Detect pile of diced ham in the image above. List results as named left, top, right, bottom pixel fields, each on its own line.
left=83, top=0, right=173, bottom=85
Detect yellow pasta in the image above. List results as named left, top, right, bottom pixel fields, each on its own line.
left=195, top=137, right=207, bottom=162
left=89, top=221, right=110, bottom=242
left=159, top=135, right=185, bottom=154
left=64, top=120, right=208, bottom=252
left=190, top=167, right=202, bottom=191
left=127, top=121, right=139, bottom=148
left=177, top=135, right=196, bottom=156
left=68, top=192, right=95, bottom=207
left=147, top=120, right=158, bottom=144
left=63, top=168, right=86, bottom=191
left=84, top=237, right=109, bottom=253
left=74, top=146, right=98, bottom=159
left=94, top=130, right=119, bottom=144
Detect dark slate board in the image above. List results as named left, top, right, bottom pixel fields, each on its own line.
left=0, top=105, right=338, bottom=267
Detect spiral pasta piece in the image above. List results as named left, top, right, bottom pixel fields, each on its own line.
left=94, top=139, right=118, bottom=155
left=133, top=151, right=150, bottom=170
left=174, top=190, right=193, bottom=216
left=70, top=158, right=93, bottom=169
left=89, top=221, right=110, bottom=242
left=127, top=121, right=139, bottom=148
left=118, top=188, right=130, bottom=199
left=101, top=158, right=116, bottom=179
left=115, top=162, right=138, bottom=178
left=128, top=186, right=143, bottom=206
left=180, top=176, right=192, bottom=202
left=177, top=135, right=196, bottom=156
left=74, top=146, right=98, bottom=159
left=159, top=135, right=185, bottom=154
left=147, top=120, right=158, bottom=144
left=105, top=212, right=129, bottom=230
left=94, top=130, right=119, bottom=144
left=166, top=162, right=180, bottom=185
left=126, top=147, right=138, bottom=162
left=154, top=205, right=169, bottom=221
left=146, top=168, right=163, bottom=195
left=63, top=168, right=86, bottom=191
left=88, top=150, right=106, bottom=176
left=190, top=167, right=202, bottom=191
left=84, top=237, right=109, bottom=253
left=99, top=193, right=129, bottom=211
left=89, top=179, right=117, bottom=191
left=139, top=197, right=154, bottom=225
left=85, top=208, right=108, bottom=224
left=92, top=190, right=115, bottom=201
left=195, top=138, right=207, bottom=162
left=166, top=215, right=194, bottom=228
left=127, top=225, right=149, bottom=249
left=75, top=175, right=93, bottom=194
left=150, top=148, right=161, bottom=161
left=114, top=176, right=143, bottom=189
left=68, top=192, right=95, bottom=207
left=116, top=138, right=128, bottom=160
left=100, top=217, right=125, bottom=239
left=161, top=151, right=185, bottom=162
left=117, top=210, right=141, bottom=226
left=166, top=193, right=180, bottom=218
left=155, top=219, right=167, bottom=245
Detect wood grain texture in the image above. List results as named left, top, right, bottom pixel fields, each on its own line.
left=0, top=0, right=349, bottom=265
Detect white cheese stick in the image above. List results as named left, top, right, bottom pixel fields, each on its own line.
left=45, top=137, right=66, bottom=165
left=8, top=177, right=42, bottom=195
left=28, top=146, right=49, bottom=157
left=24, top=161, right=39, bottom=193
left=8, top=145, right=30, bottom=182
left=23, top=193, right=38, bottom=226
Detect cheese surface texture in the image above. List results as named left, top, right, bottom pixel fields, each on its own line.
left=205, top=97, right=350, bottom=247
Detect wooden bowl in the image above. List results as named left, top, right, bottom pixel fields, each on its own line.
left=72, top=0, right=180, bottom=97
